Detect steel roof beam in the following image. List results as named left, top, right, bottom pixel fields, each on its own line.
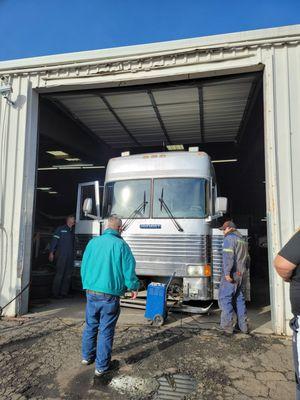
left=147, top=90, right=171, bottom=145
left=99, top=94, right=141, bottom=146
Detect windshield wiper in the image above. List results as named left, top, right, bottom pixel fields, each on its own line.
left=159, top=188, right=184, bottom=232
left=121, top=191, right=148, bottom=231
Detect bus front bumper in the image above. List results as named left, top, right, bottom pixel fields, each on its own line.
left=183, top=277, right=212, bottom=301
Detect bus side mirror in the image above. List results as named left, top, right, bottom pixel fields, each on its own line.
left=83, top=198, right=93, bottom=216
left=215, top=197, right=227, bottom=214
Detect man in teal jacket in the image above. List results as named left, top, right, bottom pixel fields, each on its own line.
left=81, top=215, right=139, bottom=376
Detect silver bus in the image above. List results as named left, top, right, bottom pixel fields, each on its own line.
left=75, top=150, right=230, bottom=301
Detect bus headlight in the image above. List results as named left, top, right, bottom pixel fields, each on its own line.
left=187, top=264, right=211, bottom=277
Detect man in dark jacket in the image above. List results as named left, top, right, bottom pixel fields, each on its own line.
left=49, top=215, right=75, bottom=298
left=274, top=230, right=300, bottom=400
left=218, top=220, right=250, bottom=335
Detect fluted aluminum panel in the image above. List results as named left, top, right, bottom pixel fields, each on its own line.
left=211, top=234, right=224, bottom=299
left=124, top=234, right=209, bottom=277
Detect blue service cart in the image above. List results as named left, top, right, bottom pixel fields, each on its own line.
left=144, top=274, right=175, bottom=326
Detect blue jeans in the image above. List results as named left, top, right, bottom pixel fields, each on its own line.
left=82, top=293, right=120, bottom=371
left=218, top=279, right=248, bottom=333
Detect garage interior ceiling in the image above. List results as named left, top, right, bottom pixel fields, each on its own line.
left=47, top=74, right=259, bottom=149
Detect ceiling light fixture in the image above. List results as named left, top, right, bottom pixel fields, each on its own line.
left=48, top=191, right=58, bottom=195
left=38, top=165, right=105, bottom=171
left=37, top=187, right=52, bottom=191
left=65, top=158, right=82, bottom=162
left=212, top=159, right=238, bottom=164
left=82, top=166, right=106, bottom=169
left=166, top=144, right=184, bottom=151
left=188, top=146, right=199, bottom=152
left=52, top=163, right=93, bottom=169
left=46, top=150, right=69, bottom=158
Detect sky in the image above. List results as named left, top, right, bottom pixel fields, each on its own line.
left=0, top=0, right=299, bottom=61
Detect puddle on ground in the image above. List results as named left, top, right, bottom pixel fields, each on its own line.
left=154, top=373, right=196, bottom=399
left=109, top=375, right=159, bottom=397
left=67, top=367, right=195, bottom=399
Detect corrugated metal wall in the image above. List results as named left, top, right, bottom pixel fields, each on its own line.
left=0, top=77, right=39, bottom=316
left=0, top=27, right=299, bottom=334
left=263, top=44, right=300, bottom=333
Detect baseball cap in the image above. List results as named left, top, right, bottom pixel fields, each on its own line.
left=219, top=220, right=237, bottom=231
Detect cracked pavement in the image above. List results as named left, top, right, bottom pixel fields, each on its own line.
left=0, top=301, right=295, bottom=400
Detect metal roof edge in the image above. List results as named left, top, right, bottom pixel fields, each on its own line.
left=1, top=24, right=300, bottom=73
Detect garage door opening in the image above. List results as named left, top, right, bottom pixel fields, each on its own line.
left=30, top=71, right=269, bottom=330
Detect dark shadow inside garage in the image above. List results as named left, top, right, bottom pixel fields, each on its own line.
left=30, top=71, right=269, bottom=329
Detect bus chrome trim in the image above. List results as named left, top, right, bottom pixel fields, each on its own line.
left=124, top=233, right=209, bottom=277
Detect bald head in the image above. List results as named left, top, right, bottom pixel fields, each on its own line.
left=106, top=215, right=122, bottom=232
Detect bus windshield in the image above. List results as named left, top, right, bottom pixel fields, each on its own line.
left=103, top=179, right=151, bottom=219
left=153, top=178, right=207, bottom=218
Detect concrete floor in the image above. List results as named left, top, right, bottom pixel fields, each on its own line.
left=0, top=295, right=293, bottom=400
left=27, top=294, right=273, bottom=334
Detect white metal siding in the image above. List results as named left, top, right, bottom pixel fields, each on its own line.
left=263, top=44, right=300, bottom=333
left=0, top=25, right=299, bottom=334
left=0, top=77, right=39, bottom=316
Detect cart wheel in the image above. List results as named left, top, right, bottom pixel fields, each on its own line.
left=153, top=314, right=164, bottom=326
